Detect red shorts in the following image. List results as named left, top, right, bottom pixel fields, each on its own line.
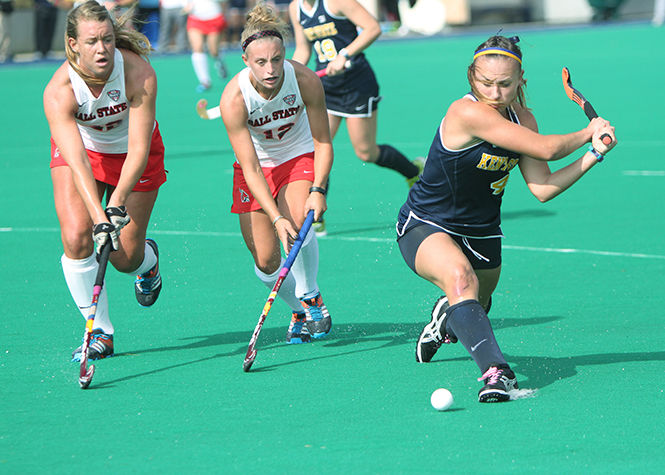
left=231, top=153, right=315, bottom=214
left=50, top=124, right=166, bottom=192
left=187, top=15, right=227, bottom=34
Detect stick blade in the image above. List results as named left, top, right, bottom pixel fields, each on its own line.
left=243, top=348, right=256, bottom=372
left=79, top=365, right=95, bottom=389
left=196, top=99, right=209, bottom=119
left=561, top=67, right=574, bottom=100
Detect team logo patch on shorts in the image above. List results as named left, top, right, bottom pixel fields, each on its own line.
left=107, top=89, right=121, bottom=102
left=239, top=188, right=250, bottom=203
left=283, top=94, right=296, bottom=106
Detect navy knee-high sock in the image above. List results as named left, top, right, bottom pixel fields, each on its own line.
left=445, top=299, right=506, bottom=372
left=375, top=144, right=418, bottom=178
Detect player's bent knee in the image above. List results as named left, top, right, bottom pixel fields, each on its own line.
left=353, top=146, right=374, bottom=162
left=254, top=257, right=281, bottom=275
left=61, top=229, right=94, bottom=259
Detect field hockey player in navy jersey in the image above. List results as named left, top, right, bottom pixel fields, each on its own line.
left=396, top=35, right=616, bottom=402
left=290, top=0, right=425, bottom=235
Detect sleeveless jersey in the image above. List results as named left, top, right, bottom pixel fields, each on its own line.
left=399, top=94, right=522, bottom=238
left=68, top=49, right=133, bottom=154
left=238, top=60, right=314, bottom=167
left=297, top=0, right=371, bottom=89
left=189, top=0, right=223, bottom=20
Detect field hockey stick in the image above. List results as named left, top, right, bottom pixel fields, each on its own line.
left=243, top=210, right=315, bottom=372
left=196, top=98, right=221, bottom=120
left=195, top=60, right=352, bottom=120
left=78, top=241, right=112, bottom=389
left=315, top=59, right=352, bottom=78
left=561, top=67, right=612, bottom=145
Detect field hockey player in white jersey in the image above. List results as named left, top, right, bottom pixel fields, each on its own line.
left=44, top=1, right=165, bottom=362
left=219, top=2, right=334, bottom=344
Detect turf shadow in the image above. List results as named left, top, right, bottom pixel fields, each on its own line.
left=505, top=350, right=665, bottom=389
left=97, top=316, right=559, bottom=386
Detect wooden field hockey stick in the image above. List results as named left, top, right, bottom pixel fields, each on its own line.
left=195, top=60, right=352, bottom=120
left=243, top=210, right=315, bottom=372
left=561, top=67, right=612, bottom=145
left=78, top=241, right=112, bottom=389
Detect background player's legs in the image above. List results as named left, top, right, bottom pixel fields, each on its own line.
left=205, top=30, right=227, bottom=78
left=346, top=113, right=419, bottom=180
left=328, top=113, right=343, bottom=140
left=188, top=29, right=211, bottom=91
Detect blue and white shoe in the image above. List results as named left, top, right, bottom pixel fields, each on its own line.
left=71, top=329, right=114, bottom=362
left=196, top=82, right=211, bottom=93
left=286, top=312, right=311, bottom=344
left=134, top=239, right=162, bottom=307
left=301, top=293, right=331, bottom=338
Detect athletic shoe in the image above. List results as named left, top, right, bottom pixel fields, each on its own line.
left=415, top=296, right=457, bottom=363
left=286, top=312, right=311, bottom=344
left=301, top=293, right=331, bottom=338
left=477, top=364, right=518, bottom=403
left=135, top=239, right=162, bottom=307
left=71, top=329, right=114, bottom=362
left=215, top=59, right=228, bottom=79
left=312, top=218, right=327, bottom=237
left=196, top=82, right=211, bottom=93
left=406, top=156, right=426, bottom=188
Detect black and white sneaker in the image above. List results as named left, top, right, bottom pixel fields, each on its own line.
left=415, top=296, right=457, bottom=363
left=477, top=364, right=518, bottom=403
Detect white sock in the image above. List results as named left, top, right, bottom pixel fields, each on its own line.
left=290, top=228, right=319, bottom=300
left=130, top=241, right=157, bottom=276
left=61, top=252, right=113, bottom=334
left=191, top=52, right=210, bottom=86
left=254, top=259, right=303, bottom=313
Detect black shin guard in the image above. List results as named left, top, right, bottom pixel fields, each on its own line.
left=445, top=299, right=507, bottom=372
left=375, top=144, right=418, bottom=178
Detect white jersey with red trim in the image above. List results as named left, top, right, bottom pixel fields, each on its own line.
left=238, top=60, right=314, bottom=167
left=189, top=0, right=224, bottom=20
left=67, top=49, right=130, bottom=154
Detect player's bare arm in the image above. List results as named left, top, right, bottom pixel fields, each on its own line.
left=289, top=1, right=312, bottom=65
left=451, top=98, right=590, bottom=161
left=44, top=64, right=108, bottom=224
left=110, top=50, right=157, bottom=208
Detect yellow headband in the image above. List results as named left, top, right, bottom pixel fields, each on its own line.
left=473, top=47, right=522, bottom=65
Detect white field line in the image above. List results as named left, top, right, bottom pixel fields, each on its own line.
left=622, top=170, right=665, bottom=176
left=2, top=227, right=664, bottom=260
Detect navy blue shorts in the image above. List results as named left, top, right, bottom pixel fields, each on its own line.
left=397, top=221, right=502, bottom=273
left=322, top=61, right=381, bottom=117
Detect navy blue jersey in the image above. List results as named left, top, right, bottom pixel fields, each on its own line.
left=297, top=0, right=372, bottom=90
left=398, top=95, right=522, bottom=238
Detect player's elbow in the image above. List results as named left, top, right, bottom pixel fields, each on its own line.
left=531, top=187, right=557, bottom=203
left=368, top=23, right=382, bottom=41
